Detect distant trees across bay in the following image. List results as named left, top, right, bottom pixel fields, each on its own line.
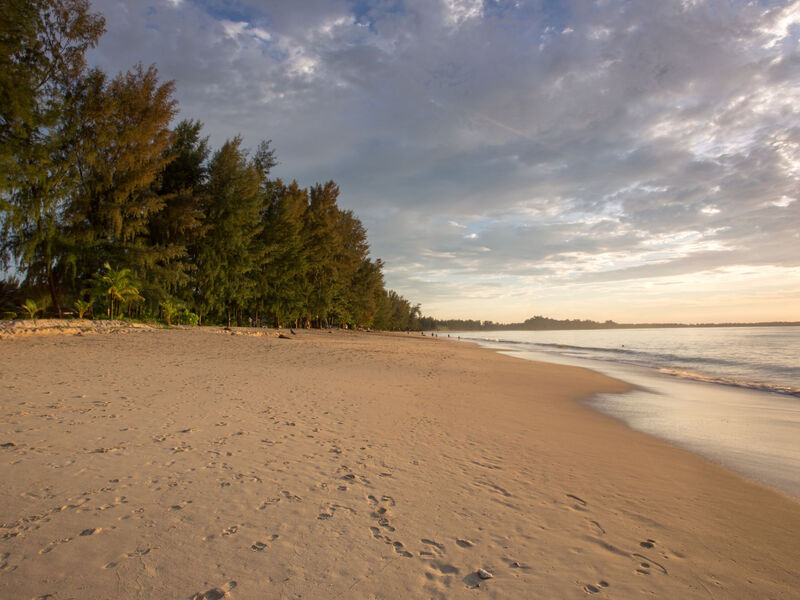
left=420, top=315, right=800, bottom=331
left=0, top=0, right=421, bottom=330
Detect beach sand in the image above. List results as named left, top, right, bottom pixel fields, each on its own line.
left=1, top=327, right=798, bottom=599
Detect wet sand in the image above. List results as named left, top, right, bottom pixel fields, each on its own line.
left=1, top=328, right=799, bottom=599
left=483, top=342, right=800, bottom=499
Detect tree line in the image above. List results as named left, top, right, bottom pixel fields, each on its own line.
left=422, top=316, right=622, bottom=331
left=421, top=315, right=800, bottom=331
left=0, top=0, right=421, bottom=330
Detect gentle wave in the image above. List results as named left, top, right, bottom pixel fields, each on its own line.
left=505, top=340, right=788, bottom=371
left=657, top=369, right=800, bottom=397
left=458, top=330, right=800, bottom=398
left=463, top=336, right=729, bottom=367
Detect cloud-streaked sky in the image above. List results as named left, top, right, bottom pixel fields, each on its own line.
left=87, top=0, right=800, bottom=323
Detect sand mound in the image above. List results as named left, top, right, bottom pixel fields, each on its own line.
left=0, top=319, right=154, bottom=340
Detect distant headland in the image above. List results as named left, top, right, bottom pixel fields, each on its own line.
left=420, top=315, right=800, bottom=331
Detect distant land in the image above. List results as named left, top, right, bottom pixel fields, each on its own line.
left=420, top=315, right=800, bottom=331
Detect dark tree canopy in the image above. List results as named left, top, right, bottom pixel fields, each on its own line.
left=0, top=1, right=420, bottom=329
left=0, top=0, right=106, bottom=314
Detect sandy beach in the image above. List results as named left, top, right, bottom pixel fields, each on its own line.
left=1, top=327, right=798, bottom=599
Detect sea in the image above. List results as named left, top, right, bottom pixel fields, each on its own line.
left=450, top=326, right=800, bottom=499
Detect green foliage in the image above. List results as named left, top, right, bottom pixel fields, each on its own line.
left=373, top=290, right=421, bottom=331
left=21, top=298, right=46, bottom=320
left=180, top=308, right=199, bottom=326
left=0, top=277, right=21, bottom=314
left=146, top=119, right=210, bottom=309
left=195, top=137, right=263, bottom=326
left=253, top=179, right=307, bottom=327
left=1, top=2, right=422, bottom=331
left=159, top=299, right=180, bottom=325
left=68, top=63, right=177, bottom=286
left=73, top=298, right=92, bottom=318
left=1, top=0, right=106, bottom=316
left=88, top=263, right=143, bottom=319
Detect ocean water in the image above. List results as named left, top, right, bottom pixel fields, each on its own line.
left=453, top=326, right=799, bottom=396
left=451, top=327, right=800, bottom=498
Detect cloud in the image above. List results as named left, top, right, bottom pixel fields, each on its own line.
left=86, top=0, right=800, bottom=321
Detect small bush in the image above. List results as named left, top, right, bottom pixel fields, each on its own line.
left=180, top=309, right=200, bottom=326
left=21, top=299, right=44, bottom=320
left=74, top=299, right=93, bottom=319
left=160, top=300, right=181, bottom=326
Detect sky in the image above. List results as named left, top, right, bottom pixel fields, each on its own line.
left=86, top=0, right=800, bottom=323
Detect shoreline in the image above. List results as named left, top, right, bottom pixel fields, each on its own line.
left=1, top=328, right=799, bottom=598
left=457, top=334, right=800, bottom=500
left=450, top=327, right=799, bottom=397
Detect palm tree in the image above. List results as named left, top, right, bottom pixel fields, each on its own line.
left=88, top=263, right=143, bottom=319
left=74, top=299, right=93, bottom=319
left=21, top=299, right=44, bottom=321
left=160, top=299, right=181, bottom=326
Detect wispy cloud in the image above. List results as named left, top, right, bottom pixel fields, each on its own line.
left=88, top=0, right=800, bottom=321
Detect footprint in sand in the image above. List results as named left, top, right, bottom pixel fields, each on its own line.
left=373, top=506, right=394, bottom=531
left=429, top=561, right=460, bottom=576
left=420, top=538, right=446, bottom=558
left=587, top=519, right=606, bottom=535
left=190, top=580, right=237, bottom=600
left=39, top=537, right=73, bottom=554
left=258, top=497, right=281, bottom=509
left=364, top=494, right=410, bottom=556
left=369, top=528, right=413, bottom=558
left=566, top=493, right=588, bottom=511
left=632, top=552, right=668, bottom=575
left=584, top=581, right=610, bottom=594
left=391, top=540, right=413, bottom=558
left=250, top=535, right=278, bottom=551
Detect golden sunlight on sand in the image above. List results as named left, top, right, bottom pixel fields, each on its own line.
left=1, top=327, right=798, bottom=598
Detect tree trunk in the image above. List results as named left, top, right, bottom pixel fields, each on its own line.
left=46, top=266, right=62, bottom=318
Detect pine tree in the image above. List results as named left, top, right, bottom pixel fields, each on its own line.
left=0, top=0, right=105, bottom=315
left=326, top=209, right=369, bottom=326
left=147, top=119, right=210, bottom=309
left=347, top=258, right=385, bottom=328
left=303, top=181, right=342, bottom=327
left=67, top=63, right=177, bottom=296
left=195, top=137, right=263, bottom=326
left=254, top=179, right=308, bottom=327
